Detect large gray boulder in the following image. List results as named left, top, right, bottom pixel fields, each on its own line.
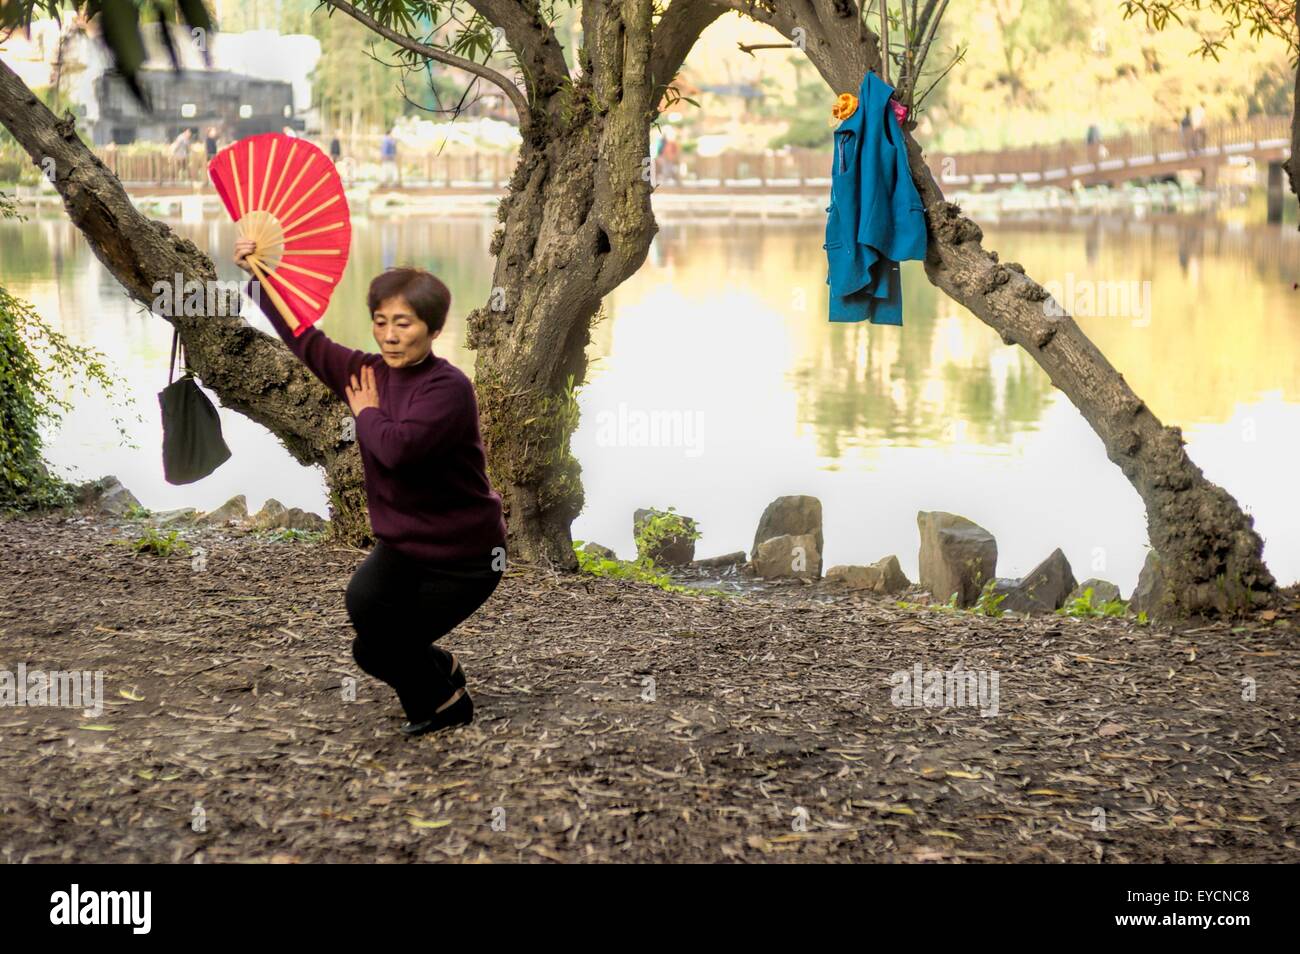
left=917, top=511, right=997, bottom=608
left=753, top=496, right=823, bottom=565
left=1067, top=578, right=1122, bottom=608
left=995, top=548, right=1077, bottom=614
left=753, top=533, right=820, bottom=580
left=199, top=495, right=248, bottom=526
left=1128, top=551, right=1168, bottom=617
left=251, top=498, right=289, bottom=530
left=869, top=555, right=911, bottom=593
left=633, top=508, right=697, bottom=566
left=826, top=555, right=910, bottom=594
left=249, top=498, right=326, bottom=532
left=282, top=507, right=327, bottom=532
left=78, top=476, right=142, bottom=516
left=152, top=507, right=198, bottom=527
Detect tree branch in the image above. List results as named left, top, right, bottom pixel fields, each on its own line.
left=650, top=0, right=731, bottom=95
left=737, top=41, right=796, bottom=53
left=319, top=0, right=532, bottom=123
left=463, top=0, right=571, bottom=98
left=720, top=0, right=870, bottom=90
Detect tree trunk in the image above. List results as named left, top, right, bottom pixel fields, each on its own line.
left=468, top=0, right=662, bottom=569
left=731, top=1, right=1275, bottom=619
left=0, top=59, right=371, bottom=544
left=912, top=198, right=1275, bottom=618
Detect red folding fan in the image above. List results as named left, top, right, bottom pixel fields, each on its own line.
left=209, top=132, right=351, bottom=336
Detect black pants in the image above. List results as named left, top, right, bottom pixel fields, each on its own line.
left=344, top=541, right=501, bottom=722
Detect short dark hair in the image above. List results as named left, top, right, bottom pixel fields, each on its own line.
left=367, top=267, right=451, bottom=334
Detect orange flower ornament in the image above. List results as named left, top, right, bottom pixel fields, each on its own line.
left=831, top=93, right=858, bottom=122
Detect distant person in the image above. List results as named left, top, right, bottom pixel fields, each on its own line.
left=330, top=136, right=342, bottom=163
left=381, top=131, right=398, bottom=186
left=1190, top=102, right=1207, bottom=151
left=1180, top=109, right=1192, bottom=151
left=659, top=129, right=681, bottom=185
left=170, top=127, right=193, bottom=159
left=204, top=127, right=219, bottom=160
left=1085, top=123, right=1100, bottom=146
left=170, top=128, right=193, bottom=178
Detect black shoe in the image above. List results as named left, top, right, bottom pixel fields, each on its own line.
left=399, top=686, right=474, bottom=736
left=431, top=646, right=466, bottom=689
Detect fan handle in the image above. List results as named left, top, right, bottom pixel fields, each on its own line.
left=247, top=257, right=301, bottom=332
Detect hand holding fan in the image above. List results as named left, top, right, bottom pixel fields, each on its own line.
left=209, top=132, right=351, bottom=336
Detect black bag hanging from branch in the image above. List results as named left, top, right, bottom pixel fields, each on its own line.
left=158, top=330, right=231, bottom=484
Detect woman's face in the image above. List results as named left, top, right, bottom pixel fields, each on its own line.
left=372, top=294, right=439, bottom=368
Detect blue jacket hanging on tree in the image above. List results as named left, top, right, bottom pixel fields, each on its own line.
left=824, top=71, right=927, bottom=325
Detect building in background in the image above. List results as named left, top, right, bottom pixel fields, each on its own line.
left=0, top=19, right=321, bottom=145
left=94, top=70, right=296, bottom=145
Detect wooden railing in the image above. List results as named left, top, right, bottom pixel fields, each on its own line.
left=95, top=148, right=522, bottom=188
left=96, top=115, right=1291, bottom=194
left=927, top=115, right=1291, bottom=189
left=95, top=143, right=837, bottom=189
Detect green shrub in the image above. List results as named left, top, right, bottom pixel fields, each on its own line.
left=573, top=539, right=731, bottom=598
left=973, top=581, right=1007, bottom=617
left=633, top=507, right=701, bottom=563
left=0, top=191, right=129, bottom=512
left=1056, top=587, right=1128, bottom=618
left=575, top=539, right=688, bottom=591
left=117, top=528, right=190, bottom=558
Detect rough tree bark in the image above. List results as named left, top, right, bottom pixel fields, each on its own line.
left=0, top=58, right=371, bottom=543
left=456, top=0, right=728, bottom=569
left=722, top=0, right=1275, bottom=618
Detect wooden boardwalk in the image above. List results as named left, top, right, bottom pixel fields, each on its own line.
left=89, top=115, right=1290, bottom=213
left=927, top=115, right=1291, bottom=192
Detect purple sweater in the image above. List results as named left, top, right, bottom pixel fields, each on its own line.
left=247, top=279, right=507, bottom=569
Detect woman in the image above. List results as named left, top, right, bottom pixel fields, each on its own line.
left=235, top=239, right=507, bottom=737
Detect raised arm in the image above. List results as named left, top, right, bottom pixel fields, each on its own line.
left=242, top=276, right=367, bottom=403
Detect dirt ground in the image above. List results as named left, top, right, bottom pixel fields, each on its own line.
left=0, top=512, right=1296, bottom=863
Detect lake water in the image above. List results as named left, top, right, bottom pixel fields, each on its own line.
left=3, top=210, right=1297, bottom=595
